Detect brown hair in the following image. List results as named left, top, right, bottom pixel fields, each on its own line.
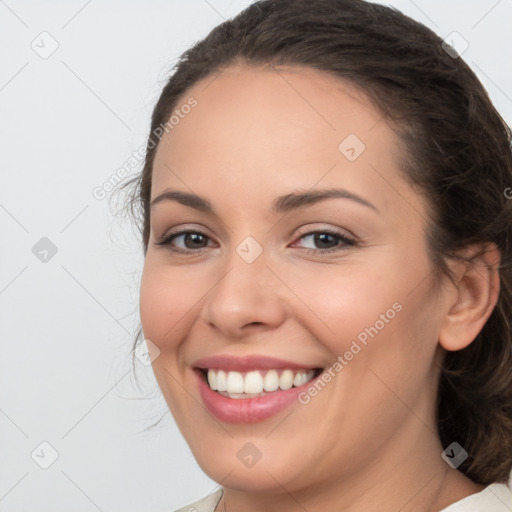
left=120, top=0, right=512, bottom=485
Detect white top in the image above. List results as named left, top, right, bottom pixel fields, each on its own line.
left=173, top=479, right=512, bottom=512
left=439, top=481, right=512, bottom=511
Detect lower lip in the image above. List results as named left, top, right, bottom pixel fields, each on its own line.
left=194, top=369, right=320, bottom=423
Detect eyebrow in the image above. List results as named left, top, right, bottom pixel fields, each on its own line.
left=150, top=188, right=378, bottom=214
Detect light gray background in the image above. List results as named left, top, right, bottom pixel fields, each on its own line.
left=1, top=1, right=511, bottom=511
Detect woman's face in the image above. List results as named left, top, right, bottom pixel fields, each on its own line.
left=139, top=64, right=449, bottom=494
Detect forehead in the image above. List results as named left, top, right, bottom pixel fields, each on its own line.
left=151, top=63, right=422, bottom=218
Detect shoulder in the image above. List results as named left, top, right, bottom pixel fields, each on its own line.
left=439, top=480, right=512, bottom=512
left=172, top=489, right=223, bottom=512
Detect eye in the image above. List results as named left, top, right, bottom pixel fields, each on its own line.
left=155, top=227, right=357, bottom=254
left=155, top=229, right=215, bottom=252
left=291, top=230, right=357, bottom=253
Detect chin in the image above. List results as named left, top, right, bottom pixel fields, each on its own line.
left=190, top=439, right=309, bottom=493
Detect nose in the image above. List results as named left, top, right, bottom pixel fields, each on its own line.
left=199, top=251, right=287, bottom=339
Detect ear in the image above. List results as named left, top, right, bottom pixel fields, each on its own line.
left=438, top=242, right=501, bottom=352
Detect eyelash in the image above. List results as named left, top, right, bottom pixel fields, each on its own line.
left=155, top=228, right=357, bottom=255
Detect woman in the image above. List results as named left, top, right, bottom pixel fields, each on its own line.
left=123, top=0, right=512, bottom=510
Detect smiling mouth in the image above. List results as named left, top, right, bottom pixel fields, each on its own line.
left=197, top=367, right=324, bottom=399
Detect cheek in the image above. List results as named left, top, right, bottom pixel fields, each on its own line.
left=279, top=261, right=399, bottom=352
left=139, top=260, right=205, bottom=350
left=280, top=251, right=439, bottom=368
left=138, top=261, right=205, bottom=411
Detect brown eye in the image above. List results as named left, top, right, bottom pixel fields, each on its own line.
left=181, top=232, right=209, bottom=249
left=311, top=233, right=339, bottom=249
left=156, top=230, right=214, bottom=251
left=293, top=230, right=356, bottom=252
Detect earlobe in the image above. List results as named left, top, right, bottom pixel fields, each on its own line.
left=438, top=243, right=501, bottom=352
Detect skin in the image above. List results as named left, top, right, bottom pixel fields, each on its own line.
left=139, top=63, right=500, bottom=511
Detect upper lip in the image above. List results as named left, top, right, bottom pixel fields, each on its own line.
left=193, top=354, right=323, bottom=372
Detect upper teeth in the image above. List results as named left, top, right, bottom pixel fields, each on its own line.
left=206, top=369, right=316, bottom=394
